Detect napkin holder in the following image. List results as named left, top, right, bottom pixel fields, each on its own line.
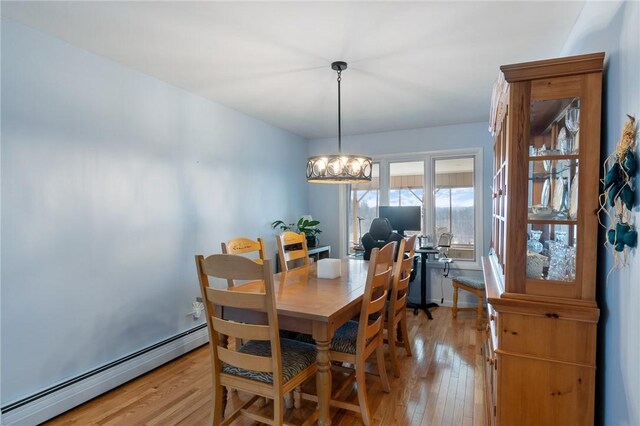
left=317, top=258, right=341, bottom=279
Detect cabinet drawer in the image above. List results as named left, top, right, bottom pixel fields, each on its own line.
left=499, top=312, right=596, bottom=365
left=498, top=354, right=595, bottom=426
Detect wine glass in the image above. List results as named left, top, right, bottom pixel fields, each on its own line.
left=565, top=107, right=580, bottom=154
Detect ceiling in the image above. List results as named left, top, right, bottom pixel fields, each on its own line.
left=1, top=1, right=585, bottom=139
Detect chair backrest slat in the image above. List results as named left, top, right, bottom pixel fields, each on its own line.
left=200, top=254, right=266, bottom=280
left=205, top=286, right=267, bottom=310
left=364, top=316, right=384, bottom=340
left=222, top=237, right=266, bottom=258
left=276, top=231, right=310, bottom=271
left=218, top=347, right=274, bottom=373
left=212, top=317, right=271, bottom=341
left=285, top=249, right=308, bottom=262
left=371, top=273, right=391, bottom=292
left=367, top=293, right=387, bottom=316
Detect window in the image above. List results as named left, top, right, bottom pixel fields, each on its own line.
left=346, top=150, right=482, bottom=266
left=348, top=163, right=379, bottom=253
left=389, top=161, right=424, bottom=235
left=434, top=157, right=475, bottom=260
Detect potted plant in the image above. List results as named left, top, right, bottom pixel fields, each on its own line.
left=271, top=217, right=322, bottom=248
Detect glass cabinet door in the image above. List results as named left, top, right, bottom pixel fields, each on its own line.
left=526, top=96, right=580, bottom=283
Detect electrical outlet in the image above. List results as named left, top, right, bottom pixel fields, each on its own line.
left=192, top=299, right=205, bottom=320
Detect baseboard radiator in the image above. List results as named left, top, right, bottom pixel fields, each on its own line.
left=1, top=324, right=208, bottom=426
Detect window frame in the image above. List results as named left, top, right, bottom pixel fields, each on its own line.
left=345, top=148, right=483, bottom=270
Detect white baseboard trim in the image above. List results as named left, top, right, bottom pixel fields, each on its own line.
left=1, top=326, right=208, bottom=426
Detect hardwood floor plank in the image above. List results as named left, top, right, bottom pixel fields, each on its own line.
left=472, top=344, right=486, bottom=426
left=45, top=307, right=485, bottom=426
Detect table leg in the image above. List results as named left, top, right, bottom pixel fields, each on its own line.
left=315, top=338, right=332, bottom=426
left=407, top=252, right=434, bottom=319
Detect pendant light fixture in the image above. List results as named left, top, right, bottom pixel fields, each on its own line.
left=306, top=61, right=372, bottom=184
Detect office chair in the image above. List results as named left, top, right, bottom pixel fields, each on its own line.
left=361, top=218, right=403, bottom=261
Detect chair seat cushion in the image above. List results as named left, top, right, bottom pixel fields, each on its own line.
left=295, top=333, right=315, bottom=344
left=453, top=277, right=485, bottom=290
left=296, top=320, right=362, bottom=355
left=330, top=320, right=359, bottom=355
left=222, top=338, right=316, bottom=384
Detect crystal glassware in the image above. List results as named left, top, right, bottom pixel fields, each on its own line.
left=545, top=230, right=576, bottom=281
left=547, top=241, right=566, bottom=280
left=555, top=230, right=568, bottom=244
left=565, top=107, right=580, bottom=154
left=557, top=127, right=568, bottom=154
left=527, top=230, right=543, bottom=253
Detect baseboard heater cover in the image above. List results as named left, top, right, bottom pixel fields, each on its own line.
left=1, top=324, right=208, bottom=426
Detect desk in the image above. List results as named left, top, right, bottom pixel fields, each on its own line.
left=408, top=249, right=452, bottom=320
left=225, top=259, right=368, bottom=426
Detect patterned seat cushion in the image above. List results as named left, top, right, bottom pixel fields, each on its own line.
left=330, top=320, right=359, bottom=355
left=295, top=333, right=315, bottom=345
left=453, top=277, right=485, bottom=290
left=222, top=338, right=316, bottom=384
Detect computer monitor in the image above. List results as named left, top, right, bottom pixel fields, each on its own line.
left=378, top=206, right=421, bottom=236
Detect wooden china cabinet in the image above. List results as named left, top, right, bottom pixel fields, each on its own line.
left=483, top=53, right=604, bottom=426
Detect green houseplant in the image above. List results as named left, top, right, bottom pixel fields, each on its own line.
left=271, top=217, right=322, bottom=248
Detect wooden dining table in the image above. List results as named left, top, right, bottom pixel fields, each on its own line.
left=223, top=258, right=370, bottom=426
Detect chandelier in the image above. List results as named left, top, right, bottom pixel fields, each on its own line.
left=306, top=61, right=372, bottom=184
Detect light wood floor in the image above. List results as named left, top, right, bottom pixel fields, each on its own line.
left=45, top=307, right=485, bottom=426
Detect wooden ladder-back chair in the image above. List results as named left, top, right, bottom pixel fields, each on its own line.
left=386, top=235, right=416, bottom=377
left=221, top=237, right=266, bottom=287
left=195, top=254, right=318, bottom=426
left=328, top=241, right=396, bottom=426
left=276, top=231, right=309, bottom=272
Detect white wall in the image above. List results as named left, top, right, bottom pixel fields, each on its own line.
left=307, top=122, right=493, bottom=306
left=560, top=1, right=640, bottom=424
left=0, top=20, right=309, bottom=406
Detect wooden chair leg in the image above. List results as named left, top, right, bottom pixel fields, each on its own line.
left=388, top=321, right=400, bottom=377
left=294, top=386, right=302, bottom=409
left=376, top=343, right=391, bottom=392
left=400, top=312, right=412, bottom=357
left=212, top=384, right=224, bottom=426
left=355, top=364, right=372, bottom=426
left=452, top=285, right=459, bottom=318
left=274, top=396, right=284, bottom=426
left=284, top=392, right=293, bottom=409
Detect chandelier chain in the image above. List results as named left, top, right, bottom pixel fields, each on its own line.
left=337, top=69, right=342, bottom=153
